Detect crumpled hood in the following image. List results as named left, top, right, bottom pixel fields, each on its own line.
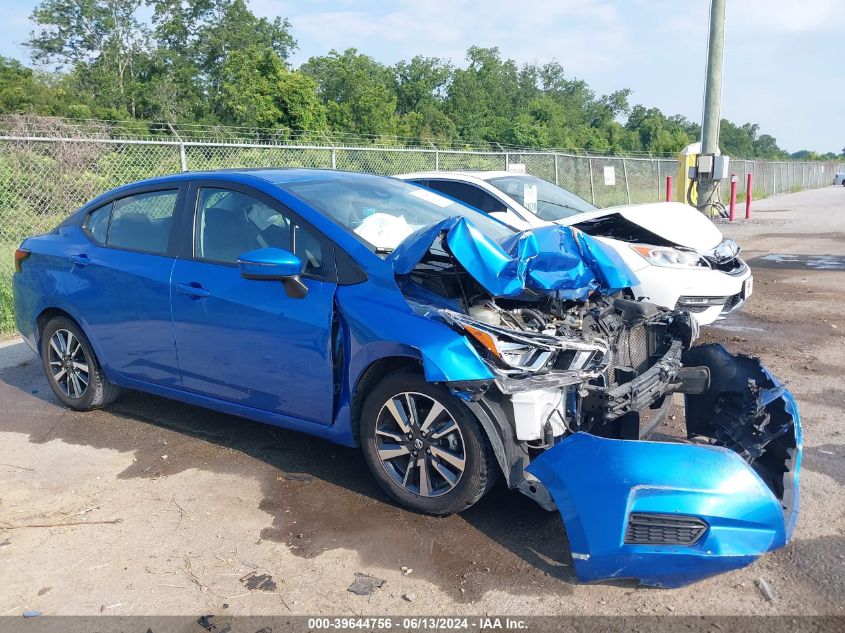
left=557, top=202, right=725, bottom=252
left=388, top=217, right=638, bottom=300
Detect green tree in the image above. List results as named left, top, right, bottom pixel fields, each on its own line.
left=219, top=44, right=325, bottom=133
left=27, top=0, right=150, bottom=116
left=144, top=0, right=215, bottom=122
left=0, top=56, right=55, bottom=113
left=196, top=0, right=296, bottom=118
left=393, top=55, right=451, bottom=115
left=445, top=47, right=519, bottom=142
left=753, top=133, right=786, bottom=160
left=625, top=106, right=695, bottom=154
left=301, top=48, right=399, bottom=138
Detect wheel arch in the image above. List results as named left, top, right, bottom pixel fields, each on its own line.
left=33, top=307, right=109, bottom=379
left=350, top=355, right=423, bottom=444
left=35, top=307, right=83, bottom=353
left=349, top=355, right=515, bottom=487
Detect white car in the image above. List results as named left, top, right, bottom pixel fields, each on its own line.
left=834, top=173, right=845, bottom=186
left=396, top=171, right=753, bottom=325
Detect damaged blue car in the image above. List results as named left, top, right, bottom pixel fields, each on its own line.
left=12, top=169, right=801, bottom=588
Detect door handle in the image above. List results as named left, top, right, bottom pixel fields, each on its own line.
left=176, top=282, right=211, bottom=299
left=70, top=253, right=91, bottom=267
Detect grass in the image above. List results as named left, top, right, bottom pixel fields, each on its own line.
left=1, top=242, right=17, bottom=334
left=735, top=188, right=769, bottom=203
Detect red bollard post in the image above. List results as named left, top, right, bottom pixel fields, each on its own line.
left=665, top=175, right=672, bottom=202
left=729, top=173, right=737, bottom=222
left=745, top=173, right=753, bottom=219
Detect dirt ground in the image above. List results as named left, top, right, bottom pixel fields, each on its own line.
left=0, top=187, right=843, bottom=617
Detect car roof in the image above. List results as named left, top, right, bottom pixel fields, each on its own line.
left=123, top=167, right=390, bottom=189
left=395, top=170, right=514, bottom=181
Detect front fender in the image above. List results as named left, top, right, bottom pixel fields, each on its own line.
left=337, top=283, right=493, bottom=385
left=527, top=433, right=789, bottom=587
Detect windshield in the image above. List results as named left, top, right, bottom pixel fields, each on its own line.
left=487, top=175, right=597, bottom=221
left=280, top=174, right=514, bottom=254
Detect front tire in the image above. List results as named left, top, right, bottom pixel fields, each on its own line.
left=40, top=316, right=119, bottom=410
left=360, top=372, right=497, bottom=515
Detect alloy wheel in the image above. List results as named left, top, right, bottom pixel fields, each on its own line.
left=47, top=329, right=89, bottom=399
left=375, top=392, right=466, bottom=498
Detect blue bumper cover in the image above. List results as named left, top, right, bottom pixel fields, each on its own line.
left=527, top=352, right=801, bottom=588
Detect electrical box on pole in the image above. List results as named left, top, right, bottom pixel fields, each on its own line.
left=694, top=0, right=730, bottom=219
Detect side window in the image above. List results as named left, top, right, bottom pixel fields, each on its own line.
left=195, top=188, right=326, bottom=277
left=84, top=203, right=111, bottom=244
left=424, top=180, right=506, bottom=214
left=107, top=190, right=177, bottom=254
left=293, top=225, right=325, bottom=278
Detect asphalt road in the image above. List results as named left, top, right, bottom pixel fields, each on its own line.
left=0, top=186, right=843, bottom=617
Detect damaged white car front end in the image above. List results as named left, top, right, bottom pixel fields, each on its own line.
left=396, top=172, right=753, bottom=324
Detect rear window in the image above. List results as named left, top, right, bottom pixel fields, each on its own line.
left=84, top=204, right=111, bottom=244
left=106, top=190, right=178, bottom=254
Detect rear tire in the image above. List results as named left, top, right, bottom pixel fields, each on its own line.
left=40, top=316, right=119, bottom=411
left=360, top=372, right=497, bottom=515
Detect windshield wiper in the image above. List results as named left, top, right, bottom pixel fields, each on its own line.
left=375, top=246, right=394, bottom=255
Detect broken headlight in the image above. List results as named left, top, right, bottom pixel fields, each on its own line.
left=440, top=309, right=606, bottom=374
left=631, top=244, right=708, bottom=269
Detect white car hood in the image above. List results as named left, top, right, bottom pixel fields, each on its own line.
left=557, top=202, right=724, bottom=252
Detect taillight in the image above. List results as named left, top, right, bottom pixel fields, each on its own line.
left=14, top=248, right=31, bottom=273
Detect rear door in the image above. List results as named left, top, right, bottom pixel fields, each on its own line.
left=170, top=182, right=338, bottom=424
left=71, top=186, right=183, bottom=386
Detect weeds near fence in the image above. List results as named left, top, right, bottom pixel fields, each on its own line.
left=1, top=247, right=14, bottom=334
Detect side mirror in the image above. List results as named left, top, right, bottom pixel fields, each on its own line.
left=238, top=247, right=308, bottom=299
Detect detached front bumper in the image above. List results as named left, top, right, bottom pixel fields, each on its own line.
left=526, top=345, right=801, bottom=588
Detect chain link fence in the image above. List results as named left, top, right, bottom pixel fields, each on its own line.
left=1, top=133, right=843, bottom=331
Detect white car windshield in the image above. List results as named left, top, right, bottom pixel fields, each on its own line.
left=487, top=175, right=597, bottom=221
left=281, top=175, right=514, bottom=254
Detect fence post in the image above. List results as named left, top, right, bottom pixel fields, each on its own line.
left=330, top=147, right=337, bottom=170
left=504, top=152, right=510, bottom=171
left=654, top=159, right=659, bottom=202
left=728, top=173, right=737, bottom=221
left=622, top=157, right=630, bottom=203
left=746, top=172, right=753, bottom=219
left=554, top=153, right=559, bottom=185
left=178, top=142, right=187, bottom=172
left=588, top=157, right=596, bottom=205
left=435, top=149, right=440, bottom=172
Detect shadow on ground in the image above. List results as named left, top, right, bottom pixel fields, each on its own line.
left=0, top=355, right=580, bottom=601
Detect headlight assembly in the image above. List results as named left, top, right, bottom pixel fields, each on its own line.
left=631, top=244, right=708, bottom=269
left=439, top=309, right=607, bottom=374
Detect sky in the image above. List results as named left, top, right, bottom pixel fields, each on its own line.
left=1, top=0, right=842, bottom=154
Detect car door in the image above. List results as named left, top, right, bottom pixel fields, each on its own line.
left=72, top=186, right=183, bottom=386
left=170, top=182, right=338, bottom=424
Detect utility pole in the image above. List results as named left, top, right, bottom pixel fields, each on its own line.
left=698, top=0, right=726, bottom=218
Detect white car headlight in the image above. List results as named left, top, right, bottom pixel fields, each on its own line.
left=630, top=244, right=708, bottom=269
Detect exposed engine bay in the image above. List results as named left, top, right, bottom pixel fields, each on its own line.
left=391, top=217, right=801, bottom=587
left=400, top=230, right=703, bottom=449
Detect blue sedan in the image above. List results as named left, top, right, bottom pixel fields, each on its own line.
left=12, top=169, right=800, bottom=587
